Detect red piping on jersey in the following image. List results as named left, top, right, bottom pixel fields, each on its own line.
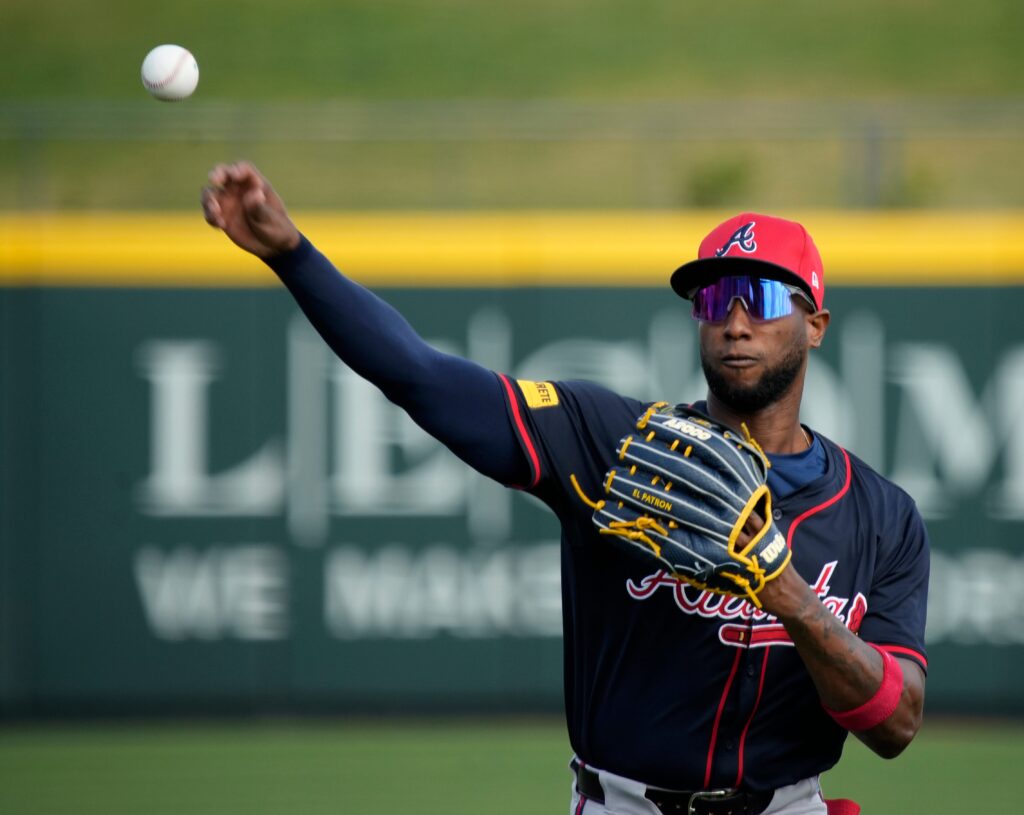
left=575, top=795, right=587, bottom=815
left=498, top=373, right=541, bottom=489
left=785, top=446, right=853, bottom=548
left=734, top=648, right=771, bottom=786
left=704, top=648, right=743, bottom=788
left=710, top=446, right=852, bottom=788
left=783, top=449, right=929, bottom=670
left=879, top=644, right=928, bottom=671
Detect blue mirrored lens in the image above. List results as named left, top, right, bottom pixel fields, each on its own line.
left=692, top=276, right=796, bottom=322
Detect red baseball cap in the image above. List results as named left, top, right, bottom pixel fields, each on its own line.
left=670, top=213, right=825, bottom=310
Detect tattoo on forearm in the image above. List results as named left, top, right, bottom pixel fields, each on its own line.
left=798, top=598, right=879, bottom=701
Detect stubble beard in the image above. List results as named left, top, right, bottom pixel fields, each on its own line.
left=701, top=342, right=806, bottom=414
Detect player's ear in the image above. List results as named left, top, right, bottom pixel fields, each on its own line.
left=806, top=309, right=830, bottom=349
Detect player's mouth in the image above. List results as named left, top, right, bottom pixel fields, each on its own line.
left=720, top=354, right=759, bottom=369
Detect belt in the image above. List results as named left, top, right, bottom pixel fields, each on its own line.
left=572, top=760, right=774, bottom=815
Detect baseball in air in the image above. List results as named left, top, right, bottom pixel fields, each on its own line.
left=141, top=45, right=199, bottom=101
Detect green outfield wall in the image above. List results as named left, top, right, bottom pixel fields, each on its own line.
left=2, top=212, right=1023, bottom=716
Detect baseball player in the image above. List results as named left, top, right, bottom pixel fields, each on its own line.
left=202, top=162, right=928, bottom=815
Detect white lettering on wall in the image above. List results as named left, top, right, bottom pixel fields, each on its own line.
left=134, top=315, right=1024, bottom=525
left=135, top=341, right=284, bottom=516
left=890, top=344, right=1024, bottom=519
left=927, top=549, right=1024, bottom=645
left=323, top=543, right=562, bottom=638
left=128, top=308, right=1024, bottom=650
left=330, top=365, right=467, bottom=516
left=134, top=545, right=289, bottom=640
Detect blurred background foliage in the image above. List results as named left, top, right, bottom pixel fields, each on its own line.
left=1, top=0, right=1022, bottom=210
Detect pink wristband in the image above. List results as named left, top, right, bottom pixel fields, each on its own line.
left=824, top=645, right=904, bottom=731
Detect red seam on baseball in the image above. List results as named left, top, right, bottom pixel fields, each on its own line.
left=146, top=49, right=191, bottom=90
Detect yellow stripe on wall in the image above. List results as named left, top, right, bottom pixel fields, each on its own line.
left=2, top=211, right=1023, bottom=287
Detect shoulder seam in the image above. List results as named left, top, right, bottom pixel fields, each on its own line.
left=497, top=373, right=542, bottom=489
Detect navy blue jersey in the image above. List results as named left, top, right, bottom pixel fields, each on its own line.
left=498, top=376, right=929, bottom=792
left=266, top=239, right=928, bottom=792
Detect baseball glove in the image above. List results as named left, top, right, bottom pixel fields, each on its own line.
left=579, top=403, right=791, bottom=608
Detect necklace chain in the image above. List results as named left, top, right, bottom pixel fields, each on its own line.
left=800, top=426, right=812, bottom=449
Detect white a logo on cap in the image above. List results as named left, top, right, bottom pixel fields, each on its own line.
left=811, top=271, right=820, bottom=289
left=715, top=222, right=757, bottom=257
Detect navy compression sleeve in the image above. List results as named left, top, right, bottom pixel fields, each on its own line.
left=265, top=235, right=530, bottom=487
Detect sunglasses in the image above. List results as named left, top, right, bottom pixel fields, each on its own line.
left=691, top=275, right=817, bottom=323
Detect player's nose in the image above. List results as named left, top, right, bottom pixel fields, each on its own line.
left=722, top=299, right=754, bottom=337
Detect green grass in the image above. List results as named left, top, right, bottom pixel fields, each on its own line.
left=2, top=1, right=1023, bottom=210
left=0, top=717, right=1021, bottom=814
left=3, top=0, right=1023, bottom=99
